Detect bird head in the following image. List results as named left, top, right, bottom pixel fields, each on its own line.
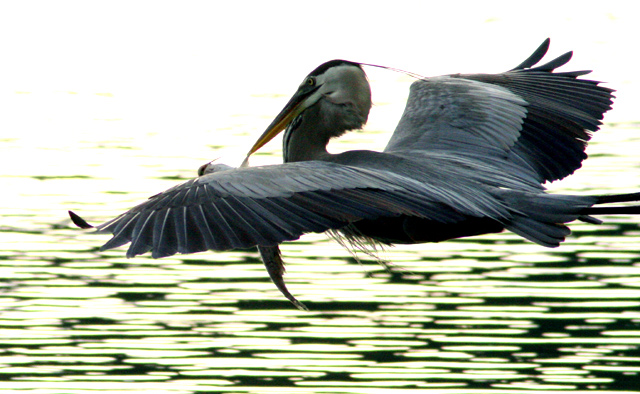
left=241, top=60, right=372, bottom=166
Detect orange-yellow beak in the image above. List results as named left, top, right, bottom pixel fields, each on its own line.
left=241, top=85, right=318, bottom=167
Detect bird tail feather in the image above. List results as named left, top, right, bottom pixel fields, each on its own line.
left=501, top=192, right=596, bottom=247
left=500, top=191, right=640, bottom=248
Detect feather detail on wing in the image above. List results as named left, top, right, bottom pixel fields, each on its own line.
left=385, top=77, right=528, bottom=153
left=90, top=161, right=512, bottom=258
left=386, top=38, right=614, bottom=184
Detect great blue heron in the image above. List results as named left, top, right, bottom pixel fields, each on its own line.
left=71, top=39, right=640, bottom=309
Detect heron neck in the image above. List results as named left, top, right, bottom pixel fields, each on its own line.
left=282, top=100, right=369, bottom=163
left=282, top=110, right=334, bottom=163
left=283, top=124, right=331, bottom=163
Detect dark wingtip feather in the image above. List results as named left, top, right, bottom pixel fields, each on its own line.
left=69, top=210, right=94, bottom=229
left=510, top=38, right=550, bottom=71
left=533, top=51, right=573, bottom=72
left=510, top=40, right=577, bottom=74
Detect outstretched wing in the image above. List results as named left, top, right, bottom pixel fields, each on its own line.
left=87, top=160, right=511, bottom=259
left=385, top=38, right=615, bottom=183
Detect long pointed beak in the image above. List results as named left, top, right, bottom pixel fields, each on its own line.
left=241, top=88, right=316, bottom=167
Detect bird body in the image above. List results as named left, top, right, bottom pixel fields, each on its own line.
left=70, top=39, right=640, bottom=308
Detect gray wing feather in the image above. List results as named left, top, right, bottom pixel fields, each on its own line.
left=91, top=160, right=515, bottom=258
left=385, top=77, right=528, bottom=154
left=385, top=39, right=614, bottom=184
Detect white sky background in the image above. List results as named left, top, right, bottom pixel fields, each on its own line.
left=0, top=1, right=637, bottom=151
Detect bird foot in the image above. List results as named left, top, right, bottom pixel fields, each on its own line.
left=258, top=245, right=308, bottom=311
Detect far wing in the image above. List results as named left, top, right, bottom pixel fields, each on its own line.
left=385, top=76, right=528, bottom=154
left=385, top=38, right=614, bottom=183
left=88, top=161, right=507, bottom=259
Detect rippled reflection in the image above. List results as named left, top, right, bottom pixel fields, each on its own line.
left=2, top=204, right=640, bottom=392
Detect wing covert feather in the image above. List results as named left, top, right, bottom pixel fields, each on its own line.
left=92, top=161, right=509, bottom=258
left=385, top=77, right=528, bottom=153
left=385, top=39, right=614, bottom=184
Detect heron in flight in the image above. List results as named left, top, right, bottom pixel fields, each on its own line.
left=71, top=39, right=640, bottom=309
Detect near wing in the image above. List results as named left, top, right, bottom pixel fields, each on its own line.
left=90, top=161, right=511, bottom=259
left=385, top=38, right=615, bottom=183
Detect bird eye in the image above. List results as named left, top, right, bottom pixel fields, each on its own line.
left=305, top=77, right=316, bottom=86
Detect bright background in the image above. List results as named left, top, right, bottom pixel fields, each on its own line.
left=1, top=1, right=637, bottom=142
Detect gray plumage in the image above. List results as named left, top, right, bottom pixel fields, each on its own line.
left=70, top=39, right=640, bottom=307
